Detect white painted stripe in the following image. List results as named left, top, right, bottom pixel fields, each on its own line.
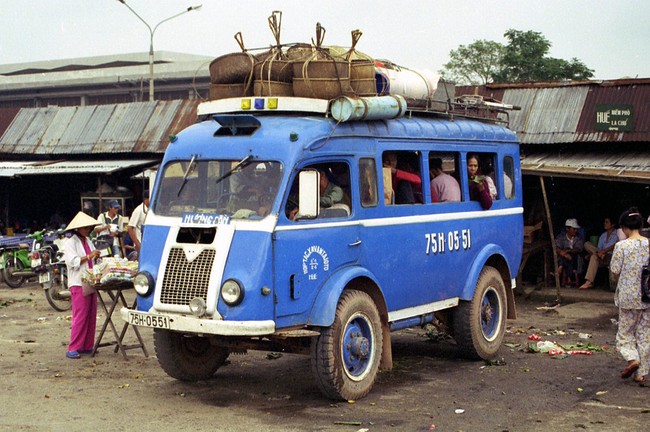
left=146, top=207, right=523, bottom=233
left=388, top=297, right=460, bottom=322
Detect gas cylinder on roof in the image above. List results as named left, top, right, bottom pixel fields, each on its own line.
left=374, top=60, right=439, bottom=100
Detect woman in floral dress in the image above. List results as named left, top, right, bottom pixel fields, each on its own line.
left=610, top=207, right=650, bottom=385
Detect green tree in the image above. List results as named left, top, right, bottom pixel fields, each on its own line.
left=439, top=40, right=505, bottom=85
left=440, top=29, right=594, bottom=84
left=493, top=29, right=594, bottom=82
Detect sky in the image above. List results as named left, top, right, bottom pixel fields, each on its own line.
left=1, top=0, right=648, bottom=80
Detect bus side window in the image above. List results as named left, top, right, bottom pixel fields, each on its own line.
left=285, top=162, right=351, bottom=220
left=503, top=156, right=515, bottom=199
left=429, top=152, right=462, bottom=203
left=381, top=150, right=423, bottom=205
left=359, top=158, right=378, bottom=207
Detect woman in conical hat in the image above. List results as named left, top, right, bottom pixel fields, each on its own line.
left=64, top=211, right=101, bottom=359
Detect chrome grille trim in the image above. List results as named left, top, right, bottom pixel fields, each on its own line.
left=160, top=247, right=216, bottom=306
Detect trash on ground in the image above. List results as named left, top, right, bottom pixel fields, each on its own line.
left=528, top=334, right=542, bottom=341
left=567, top=350, right=593, bottom=356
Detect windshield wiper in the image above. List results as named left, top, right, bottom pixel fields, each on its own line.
left=176, top=155, right=197, bottom=197
left=214, top=155, right=253, bottom=186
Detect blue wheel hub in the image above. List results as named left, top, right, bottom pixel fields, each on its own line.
left=481, top=287, right=500, bottom=340
left=342, top=314, right=373, bottom=380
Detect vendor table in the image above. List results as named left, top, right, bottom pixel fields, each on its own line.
left=92, top=281, right=149, bottom=360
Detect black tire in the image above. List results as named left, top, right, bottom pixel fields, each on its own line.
left=44, top=268, right=71, bottom=312
left=311, top=290, right=382, bottom=400
left=153, top=329, right=230, bottom=381
left=453, top=266, right=507, bottom=360
left=3, top=253, right=25, bottom=289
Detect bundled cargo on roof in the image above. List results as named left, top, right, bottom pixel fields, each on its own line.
left=206, top=11, right=453, bottom=107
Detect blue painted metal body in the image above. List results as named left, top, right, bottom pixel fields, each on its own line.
left=135, top=110, right=523, bottom=334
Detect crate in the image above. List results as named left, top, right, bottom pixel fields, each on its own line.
left=524, top=222, right=543, bottom=244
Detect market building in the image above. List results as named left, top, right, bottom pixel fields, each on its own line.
left=0, top=52, right=212, bottom=229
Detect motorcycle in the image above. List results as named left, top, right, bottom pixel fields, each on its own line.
left=0, top=230, right=48, bottom=288
left=31, top=230, right=71, bottom=312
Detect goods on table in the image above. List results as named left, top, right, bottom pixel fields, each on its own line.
left=82, top=257, right=139, bottom=285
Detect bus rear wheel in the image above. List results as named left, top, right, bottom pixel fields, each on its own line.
left=453, top=266, right=506, bottom=360
left=154, top=329, right=230, bottom=381
left=311, top=290, right=382, bottom=400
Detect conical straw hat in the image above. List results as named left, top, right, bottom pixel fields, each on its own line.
left=65, top=211, right=100, bottom=231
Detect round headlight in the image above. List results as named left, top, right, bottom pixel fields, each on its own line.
left=221, top=279, right=244, bottom=306
left=133, top=271, right=154, bottom=296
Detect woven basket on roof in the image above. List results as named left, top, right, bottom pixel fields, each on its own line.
left=209, top=52, right=257, bottom=84
left=209, top=82, right=252, bottom=100
left=253, top=80, right=293, bottom=97
left=350, top=60, right=377, bottom=96
left=254, top=58, right=293, bottom=83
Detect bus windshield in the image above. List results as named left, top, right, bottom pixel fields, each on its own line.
left=154, top=159, right=283, bottom=219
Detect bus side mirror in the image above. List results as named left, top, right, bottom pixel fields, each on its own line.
left=298, top=170, right=320, bottom=219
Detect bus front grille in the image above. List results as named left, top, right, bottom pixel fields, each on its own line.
left=159, top=247, right=216, bottom=306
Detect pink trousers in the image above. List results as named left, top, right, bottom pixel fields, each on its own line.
left=68, top=286, right=97, bottom=352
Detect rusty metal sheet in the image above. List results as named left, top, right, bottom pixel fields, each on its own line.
left=95, top=101, right=156, bottom=154
left=504, top=87, right=589, bottom=145
left=0, top=108, right=38, bottom=153
left=134, top=100, right=183, bottom=153
left=56, top=105, right=97, bottom=154
left=14, top=107, right=58, bottom=153
left=576, top=83, right=650, bottom=143
left=77, top=104, right=115, bottom=153
left=38, top=106, right=78, bottom=154
left=521, top=150, right=650, bottom=183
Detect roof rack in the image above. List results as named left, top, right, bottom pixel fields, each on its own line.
left=197, top=95, right=520, bottom=127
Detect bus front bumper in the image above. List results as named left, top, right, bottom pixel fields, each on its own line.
left=120, top=307, right=276, bottom=336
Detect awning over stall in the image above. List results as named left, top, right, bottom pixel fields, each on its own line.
left=521, top=151, right=650, bottom=184
left=0, top=159, right=157, bottom=177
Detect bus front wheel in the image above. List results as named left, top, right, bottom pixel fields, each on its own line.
left=154, top=329, right=230, bottom=381
left=311, top=290, right=383, bottom=400
left=453, top=266, right=507, bottom=360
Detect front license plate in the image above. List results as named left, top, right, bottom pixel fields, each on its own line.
left=39, top=272, right=50, bottom=284
left=128, top=311, right=170, bottom=329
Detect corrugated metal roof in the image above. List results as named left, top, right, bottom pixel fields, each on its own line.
left=521, top=150, right=650, bottom=183
left=0, top=108, right=36, bottom=153
left=95, top=102, right=156, bottom=153
left=0, top=159, right=156, bottom=177
left=57, top=105, right=98, bottom=152
left=14, top=107, right=58, bottom=153
left=456, top=79, right=650, bottom=144
left=39, top=106, right=77, bottom=154
left=0, top=100, right=198, bottom=156
left=576, top=83, right=650, bottom=143
left=507, top=86, right=589, bottom=144
left=134, top=99, right=183, bottom=153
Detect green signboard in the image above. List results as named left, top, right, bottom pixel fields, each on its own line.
left=595, top=104, right=633, bottom=131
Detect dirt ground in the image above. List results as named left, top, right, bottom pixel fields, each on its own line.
left=1, top=282, right=649, bottom=432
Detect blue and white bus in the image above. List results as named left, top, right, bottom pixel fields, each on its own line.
left=122, top=95, right=523, bottom=400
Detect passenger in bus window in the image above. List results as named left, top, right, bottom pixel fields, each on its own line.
left=382, top=151, right=422, bottom=204
left=467, top=153, right=493, bottom=210
left=430, top=157, right=461, bottom=202
left=318, top=168, right=344, bottom=208
left=481, top=157, right=498, bottom=199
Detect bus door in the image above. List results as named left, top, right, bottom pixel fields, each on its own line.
left=273, top=162, right=360, bottom=327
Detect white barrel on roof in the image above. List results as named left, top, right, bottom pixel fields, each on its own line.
left=330, top=95, right=407, bottom=122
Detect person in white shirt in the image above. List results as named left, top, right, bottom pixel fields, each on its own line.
left=94, top=200, right=123, bottom=257
left=128, top=190, right=149, bottom=255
